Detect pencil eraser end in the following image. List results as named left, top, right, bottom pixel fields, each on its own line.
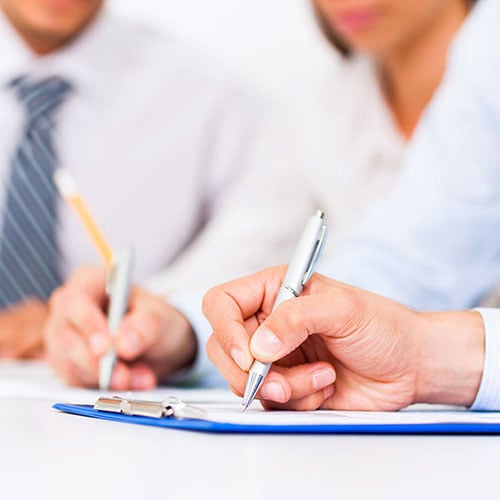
left=53, top=168, right=79, bottom=198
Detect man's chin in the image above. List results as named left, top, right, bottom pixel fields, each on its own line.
left=1, top=0, right=102, bottom=52
left=28, top=0, right=99, bottom=13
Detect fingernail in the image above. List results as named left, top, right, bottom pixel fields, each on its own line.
left=312, top=367, right=336, bottom=390
left=323, top=385, right=335, bottom=399
left=121, top=330, right=142, bottom=356
left=251, top=327, right=282, bottom=358
left=230, top=348, right=249, bottom=371
left=261, top=381, right=287, bottom=403
left=89, top=333, right=107, bottom=356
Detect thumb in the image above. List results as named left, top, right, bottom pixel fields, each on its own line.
left=249, top=294, right=325, bottom=363
left=69, top=266, right=108, bottom=304
left=249, top=285, right=362, bottom=363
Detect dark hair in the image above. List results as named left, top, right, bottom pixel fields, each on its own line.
left=314, top=0, right=479, bottom=58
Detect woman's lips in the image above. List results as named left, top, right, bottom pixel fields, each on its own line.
left=333, top=10, right=379, bottom=33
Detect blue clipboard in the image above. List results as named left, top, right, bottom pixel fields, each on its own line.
left=53, top=403, right=500, bottom=435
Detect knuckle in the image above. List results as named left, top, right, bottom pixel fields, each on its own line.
left=143, top=313, right=161, bottom=338
left=205, top=334, right=217, bottom=362
left=136, top=308, right=160, bottom=334
left=201, top=287, right=219, bottom=318
left=333, top=288, right=365, bottom=325
left=293, top=395, right=324, bottom=411
left=42, top=320, right=56, bottom=343
left=79, top=306, right=99, bottom=329
left=338, top=288, right=362, bottom=312
left=48, top=286, right=68, bottom=309
left=73, top=265, right=100, bottom=281
left=279, top=300, right=306, bottom=331
left=228, top=383, right=244, bottom=398
left=219, top=328, right=240, bottom=357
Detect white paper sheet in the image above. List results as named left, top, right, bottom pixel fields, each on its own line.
left=0, top=360, right=238, bottom=405
left=4, top=361, right=500, bottom=426
left=195, top=403, right=500, bottom=426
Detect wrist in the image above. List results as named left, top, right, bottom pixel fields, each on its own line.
left=413, top=310, right=485, bottom=406
left=157, top=304, right=198, bottom=378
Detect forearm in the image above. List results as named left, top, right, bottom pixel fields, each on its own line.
left=165, top=291, right=225, bottom=386
left=414, top=310, right=485, bottom=406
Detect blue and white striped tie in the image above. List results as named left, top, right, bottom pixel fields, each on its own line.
left=0, top=76, right=71, bottom=308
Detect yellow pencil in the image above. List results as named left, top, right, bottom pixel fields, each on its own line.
left=53, top=169, right=113, bottom=266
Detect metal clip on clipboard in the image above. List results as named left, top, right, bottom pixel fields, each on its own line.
left=94, top=396, right=207, bottom=420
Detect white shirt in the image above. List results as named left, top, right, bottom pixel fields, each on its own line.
left=154, top=54, right=408, bottom=383
left=326, top=0, right=500, bottom=410
left=0, top=7, right=261, bottom=287
left=149, top=55, right=405, bottom=294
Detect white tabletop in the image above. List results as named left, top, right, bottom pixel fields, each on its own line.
left=1, top=362, right=498, bottom=500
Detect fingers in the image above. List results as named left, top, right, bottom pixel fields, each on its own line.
left=109, top=362, right=157, bottom=391
left=204, top=269, right=361, bottom=411
left=262, top=362, right=336, bottom=403
left=206, top=332, right=248, bottom=395
left=115, top=288, right=161, bottom=361
left=63, top=292, right=107, bottom=334
left=45, top=267, right=110, bottom=387
left=63, top=266, right=108, bottom=303
left=46, top=268, right=167, bottom=390
left=260, top=387, right=334, bottom=412
left=247, top=297, right=315, bottom=364
left=46, top=325, right=99, bottom=387
left=255, top=362, right=336, bottom=411
left=203, top=269, right=348, bottom=373
left=47, top=282, right=110, bottom=366
left=207, top=331, right=336, bottom=410
left=203, top=266, right=286, bottom=328
left=249, top=287, right=363, bottom=364
left=114, top=289, right=197, bottom=378
left=202, top=266, right=286, bottom=372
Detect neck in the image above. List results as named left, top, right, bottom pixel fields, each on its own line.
left=379, top=3, right=469, bottom=139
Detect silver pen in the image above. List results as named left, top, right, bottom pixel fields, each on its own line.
left=99, top=247, right=134, bottom=391
left=241, top=210, right=328, bottom=411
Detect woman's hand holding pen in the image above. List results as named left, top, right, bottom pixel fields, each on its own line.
left=44, top=266, right=197, bottom=390
left=203, top=266, right=485, bottom=411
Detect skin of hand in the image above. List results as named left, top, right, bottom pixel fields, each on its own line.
left=44, top=266, right=197, bottom=390
left=0, top=299, right=48, bottom=359
left=204, top=266, right=485, bottom=411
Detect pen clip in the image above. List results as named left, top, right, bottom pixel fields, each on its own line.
left=301, top=223, right=327, bottom=286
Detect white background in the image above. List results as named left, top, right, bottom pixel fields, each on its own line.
left=108, top=0, right=333, bottom=100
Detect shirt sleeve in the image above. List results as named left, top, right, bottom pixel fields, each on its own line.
left=471, top=308, right=500, bottom=410
left=146, top=108, right=318, bottom=294
left=164, top=290, right=225, bottom=387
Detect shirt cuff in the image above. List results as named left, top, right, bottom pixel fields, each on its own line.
left=166, top=290, right=225, bottom=387
left=471, top=308, right=500, bottom=410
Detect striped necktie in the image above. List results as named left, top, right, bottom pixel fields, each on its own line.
left=0, top=76, right=72, bottom=308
